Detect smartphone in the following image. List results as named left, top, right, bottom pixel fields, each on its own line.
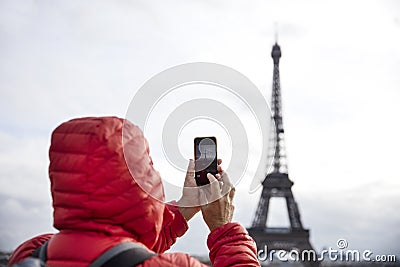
left=194, top=136, right=218, bottom=186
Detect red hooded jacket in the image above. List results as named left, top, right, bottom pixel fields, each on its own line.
left=8, top=117, right=259, bottom=267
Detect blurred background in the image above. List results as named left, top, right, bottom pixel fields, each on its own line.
left=0, top=0, right=399, bottom=263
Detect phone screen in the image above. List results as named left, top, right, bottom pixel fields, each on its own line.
left=194, top=137, right=218, bottom=186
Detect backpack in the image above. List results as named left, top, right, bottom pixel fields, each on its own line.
left=11, top=241, right=157, bottom=267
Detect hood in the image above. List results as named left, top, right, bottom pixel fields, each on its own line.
left=49, top=116, right=173, bottom=250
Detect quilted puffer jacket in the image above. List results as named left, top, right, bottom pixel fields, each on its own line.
left=8, top=117, right=259, bottom=267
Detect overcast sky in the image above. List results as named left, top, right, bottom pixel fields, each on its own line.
left=1, top=0, right=399, bottom=259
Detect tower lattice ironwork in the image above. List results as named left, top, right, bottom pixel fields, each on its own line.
left=247, top=43, right=319, bottom=267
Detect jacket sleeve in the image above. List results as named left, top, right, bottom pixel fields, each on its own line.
left=151, top=202, right=189, bottom=253
left=7, top=234, right=54, bottom=266
left=207, top=223, right=260, bottom=267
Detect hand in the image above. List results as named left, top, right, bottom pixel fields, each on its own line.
left=200, top=171, right=235, bottom=231
left=178, top=159, right=223, bottom=221
left=177, top=160, right=200, bottom=221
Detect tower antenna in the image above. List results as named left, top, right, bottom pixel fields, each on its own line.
left=274, top=22, right=279, bottom=43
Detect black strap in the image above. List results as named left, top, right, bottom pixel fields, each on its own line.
left=30, top=241, right=49, bottom=261
left=91, top=242, right=157, bottom=267
left=38, top=241, right=49, bottom=262
left=31, top=246, right=41, bottom=258
left=32, top=241, right=156, bottom=267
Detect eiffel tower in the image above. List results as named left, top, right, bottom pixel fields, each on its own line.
left=247, top=43, right=319, bottom=267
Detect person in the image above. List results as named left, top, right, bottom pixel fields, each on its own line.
left=8, top=117, right=259, bottom=267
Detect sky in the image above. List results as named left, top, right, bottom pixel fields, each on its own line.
left=1, top=0, right=400, bottom=259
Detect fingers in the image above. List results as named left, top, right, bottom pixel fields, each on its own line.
left=186, top=159, right=194, bottom=178
left=220, top=172, right=233, bottom=196
left=207, top=173, right=221, bottom=198
left=217, top=165, right=223, bottom=174
left=220, top=171, right=232, bottom=186
left=205, top=172, right=235, bottom=202
left=217, top=159, right=224, bottom=175
left=229, top=187, right=235, bottom=202
left=183, top=160, right=196, bottom=187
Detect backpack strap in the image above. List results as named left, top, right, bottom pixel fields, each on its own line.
left=32, top=240, right=155, bottom=267
left=30, top=240, right=49, bottom=261
left=89, top=242, right=157, bottom=267
left=38, top=240, right=49, bottom=262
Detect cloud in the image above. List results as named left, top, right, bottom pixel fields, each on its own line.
left=0, top=0, right=399, bottom=259
left=298, top=182, right=400, bottom=257
left=0, top=130, right=54, bottom=250
left=0, top=192, right=54, bottom=250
